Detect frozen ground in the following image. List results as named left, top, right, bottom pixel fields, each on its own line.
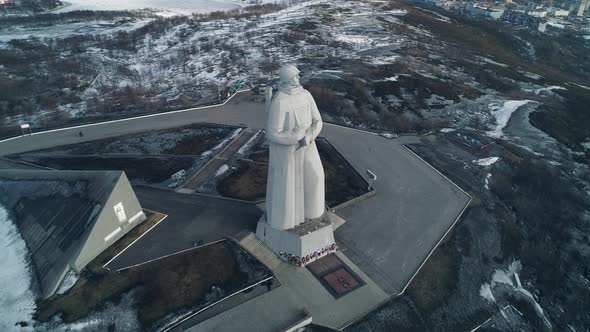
left=0, top=205, right=140, bottom=332
left=54, top=0, right=279, bottom=15
left=0, top=206, right=36, bottom=331
left=56, top=270, right=79, bottom=295
left=473, top=156, right=499, bottom=166
left=0, top=0, right=579, bottom=139
left=486, top=100, right=534, bottom=138
left=38, top=291, right=141, bottom=332
left=0, top=19, right=153, bottom=44
left=479, top=261, right=553, bottom=331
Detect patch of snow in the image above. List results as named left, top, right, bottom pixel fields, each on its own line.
left=201, top=128, right=242, bottom=157
left=386, top=9, right=407, bottom=16
left=484, top=173, right=492, bottom=190
left=416, top=71, right=438, bottom=80
left=517, top=285, right=553, bottom=330
left=214, top=164, right=229, bottom=177
left=38, top=289, right=140, bottom=331
left=56, top=270, right=79, bottom=295
left=487, top=100, right=533, bottom=138
left=522, top=72, right=543, bottom=80
left=335, top=34, right=372, bottom=45
left=476, top=56, right=509, bottom=68
left=480, top=261, right=521, bottom=303
left=212, top=128, right=242, bottom=150
left=0, top=205, right=36, bottom=331
left=473, top=157, right=500, bottom=166
left=369, top=55, right=399, bottom=65
left=62, top=319, right=101, bottom=331
left=53, top=0, right=278, bottom=15
left=492, top=260, right=521, bottom=286
left=515, top=143, right=544, bottom=157
left=237, top=130, right=261, bottom=155
left=0, top=20, right=153, bottom=44
left=572, top=83, right=590, bottom=90
left=479, top=283, right=495, bottom=302
left=440, top=128, right=456, bottom=133
left=479, top=261, right=553, bottom=330
left=534, top=86, right=566, bottom=95
left=200, top=150, right=213, bottom=157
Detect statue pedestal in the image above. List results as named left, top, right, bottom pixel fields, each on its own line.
left=256, top=212, right=337, bottom=267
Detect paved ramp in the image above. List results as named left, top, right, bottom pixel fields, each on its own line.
left=180, top=129, right=258, bottom=191
left=235, top=231, right=282, bottom=271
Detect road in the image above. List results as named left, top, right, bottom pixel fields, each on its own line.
left=0, top=92, right=266, bottom=156
left=0, top=90, right=471, bottom=295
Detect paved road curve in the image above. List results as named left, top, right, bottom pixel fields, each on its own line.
left=0, top=92, right=267, bottom=156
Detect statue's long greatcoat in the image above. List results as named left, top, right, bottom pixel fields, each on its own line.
left=266, top=86, right=324, bottom=230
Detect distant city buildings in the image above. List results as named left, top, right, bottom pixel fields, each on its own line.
left=449, top=0, right=589, bottom=39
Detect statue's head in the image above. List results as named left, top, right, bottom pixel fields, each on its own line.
left=278, top=64, right=300, bottom=89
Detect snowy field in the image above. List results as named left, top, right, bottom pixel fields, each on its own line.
left=0, top=206, right=141, bottom=332
left=0, top=20, right=152, bottom=44
left=0, top=206, right=36, bottom=331
left=54, top=0, right=277, bottom=15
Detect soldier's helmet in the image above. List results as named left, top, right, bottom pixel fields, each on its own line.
left=278, top=64, right=300, bottom=83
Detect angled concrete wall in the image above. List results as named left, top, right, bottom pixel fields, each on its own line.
left=73, top=173, right=145, bottom=271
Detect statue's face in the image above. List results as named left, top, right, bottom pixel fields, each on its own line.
left=291, top=74, right=301, bottom=87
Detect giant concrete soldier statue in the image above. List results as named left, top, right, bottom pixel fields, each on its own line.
left=265, top=64, right=325, bottom=230
left=257, top=64, right=336, bottom=267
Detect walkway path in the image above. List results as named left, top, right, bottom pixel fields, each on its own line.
left=179, top=129, right=258, bottom=192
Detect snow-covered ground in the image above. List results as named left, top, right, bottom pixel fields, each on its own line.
left=237, top=130, right=261, bottom=155
left=200, top=128, right=242, bottom=157
left=0, top=206, right=36, bottom=331
left=0, top=205, right=142, bottom=331
left=473, top=156, right=499, bottom=166
left=487, top=100, right=534, bottom=138
left=56, top=270, right=79, bottom=295
left=213, top=128, right=242, bottom=150
left=484, top=172, right=492, bottom=190
left=480, top=261, right=553, bottom=331
left=0, top=19, right=153, bottom=44
left=54, top=0, right=279, bottom=15
left=214, top=164, right=229, bottom=177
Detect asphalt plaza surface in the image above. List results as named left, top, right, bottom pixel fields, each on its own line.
left=324, top=124, right=471, bottom=294
left=105, top=186, right=262, bottom=270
